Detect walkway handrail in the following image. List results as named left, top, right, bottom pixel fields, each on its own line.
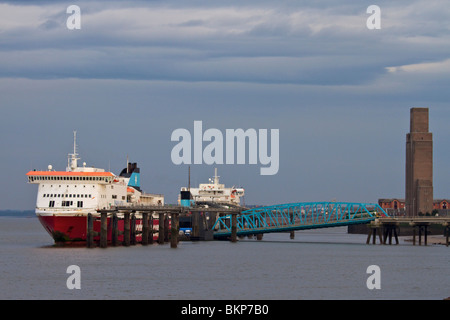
left=213, top=201, right=388, bottom=236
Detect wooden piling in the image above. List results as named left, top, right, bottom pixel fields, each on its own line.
left=142, top=212, right=149, bottom=246
left=171, top=213, right=179, bottom=248
left=111, top=213, right=118, bottom=246
left=393, top=226, right=399, bottom=245
left=158, top=213, right=165, bottom=244
left=445, top=225, right=449, bottom=247
left=289, top=208, right=294, bottom=240
left=419, top=226, right=422, bottom=245
left=372, top=228, right=376, bottom=245
left=256, top=234, right=263, bottom=241
left=424, top=225, right=428, bottom=246
left=130, top=213, right=136, bottom=245
left=231, top=213, right=237, bottom=243
left=100, top=211, right=108, bottom=248
left=164, top=215, right=169, bottom=242
left=383, top=227, right=388, bottom=244
left=378, top=228, right=383, bottom=244
left=367, top=223, right=383, bottom=245
left=124, top=212, right=130, bottom=247
left=192, top=212, right=199, bottom=239
left=380, top=223, right=399, bottom=245
left=149, top=214, right=154, bottom=244
left=87, top=213, right=94, bottom=248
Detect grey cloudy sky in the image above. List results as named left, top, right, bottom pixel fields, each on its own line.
left=1, top=0, right=449, bottom=210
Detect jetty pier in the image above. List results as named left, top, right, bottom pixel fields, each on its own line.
left=93, top=204, right=246, bottom=249
left=365, top=217, right=450, bottom=246
left=89, top=202, right=449, bottom=249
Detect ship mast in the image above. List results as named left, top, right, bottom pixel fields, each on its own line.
left=214, top=167, right=219, bottom=185
left=67, top=131, right=80, bottom=171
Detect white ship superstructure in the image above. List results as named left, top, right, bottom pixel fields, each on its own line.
left=26, top=132, right=163, bottom=242
left=179, top=168, right=244, bottom=206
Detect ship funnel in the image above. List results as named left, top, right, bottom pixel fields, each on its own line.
left=119, top=162, right=141, bottom=191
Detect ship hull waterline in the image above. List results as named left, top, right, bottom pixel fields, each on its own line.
left=37, top=215, right=165, bottom=245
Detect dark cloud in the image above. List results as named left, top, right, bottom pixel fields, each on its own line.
left=0, top=1, right=448, bottom=86
left=1, top=1, right=450, bottom=209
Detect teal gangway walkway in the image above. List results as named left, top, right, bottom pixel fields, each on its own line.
left=212, top=201, right=388, bottom=238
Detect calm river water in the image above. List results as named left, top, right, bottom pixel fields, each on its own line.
left=0, top=217, right=448, bottom=300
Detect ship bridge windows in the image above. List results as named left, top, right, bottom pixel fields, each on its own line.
left=62, top=201, right=73, bottom=207
left=28, top=175, right=113, bottom=182
left=45, top=193, right=92, bottom=199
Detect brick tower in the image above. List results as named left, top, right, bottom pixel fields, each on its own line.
left=405, top=108, right=433, bottom=217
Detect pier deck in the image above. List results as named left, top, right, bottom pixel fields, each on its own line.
left=367, top=217, right=450, bottom=246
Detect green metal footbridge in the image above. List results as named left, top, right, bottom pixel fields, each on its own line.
left=212, top=201, right=388, bottom=238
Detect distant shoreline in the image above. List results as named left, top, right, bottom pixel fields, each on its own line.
left=0, top=210, right=35, bottom=217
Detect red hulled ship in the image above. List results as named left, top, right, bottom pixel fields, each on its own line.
left=26, top=132, right=164, bottom=244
